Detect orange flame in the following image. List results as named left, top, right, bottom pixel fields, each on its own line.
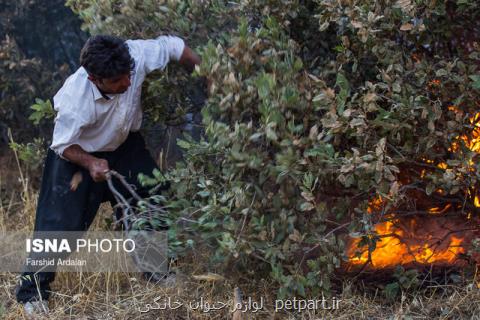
left=346, top=102, right=480, bottom=270
left=348, top=219, right=465, bottom=269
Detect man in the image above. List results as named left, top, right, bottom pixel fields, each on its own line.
left=15, top=34, right=201, bottom=315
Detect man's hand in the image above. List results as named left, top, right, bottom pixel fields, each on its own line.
left=62, top=144, right=110, bottom=182
left=87, top=158, right=110, bottom=182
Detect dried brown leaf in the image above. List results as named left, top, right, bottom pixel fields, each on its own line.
left=400, top=23, right=413, bottom=31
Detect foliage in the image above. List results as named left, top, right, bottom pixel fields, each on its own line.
left=67, top=0, right=480, bottom=298
left=383, top=266, right=419, bottom=300
left=9, top=137, right=46, bottom=171
left=28, top=98, right=55, bottom=125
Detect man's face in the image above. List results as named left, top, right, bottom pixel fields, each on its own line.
left=88, top=73, right=132, bottom=94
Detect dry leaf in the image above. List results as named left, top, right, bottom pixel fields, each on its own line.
left=301, top=191, right=315, bottom=202
left=324, top=87, right=336, bottom=100
left=192, top=273, right=225, bottom=282
left=351, top=21, right=363, bottom=29
left=400, top=23, right=413, bottom=31
left=389, top=181, right=400, bottom=196
left=288, top=229, right=302, bottom=242
left=364, top=92, right=377, bottom=103
left=396, top=0, right=412, bottom=12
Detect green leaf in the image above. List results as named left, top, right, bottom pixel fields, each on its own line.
left=300, top=202, right=315, bottom=211
left=384, top=282, right=400, bottom=300
left=28, top=99, right=55, bottom=125
left=177, top=139, right=191, bottom=149
left=197, top=190, right=211, bottom=198
left=470, top=75, right=480, bottom=90
left=266, top=126, right=278, bottom=141
left=335, top=73, right=350, bottom=115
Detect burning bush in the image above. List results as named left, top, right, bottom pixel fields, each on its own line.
left=67, top=0, right=480, bottom=297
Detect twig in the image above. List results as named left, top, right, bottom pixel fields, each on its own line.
left=106, top=170, right=167, bottom=215
left=234, top=192, right=256, bottom=247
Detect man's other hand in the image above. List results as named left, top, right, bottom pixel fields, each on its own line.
left=179, top=45, right=201, bottom=73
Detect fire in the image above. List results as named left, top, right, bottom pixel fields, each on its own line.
left=449, top=112, right=480, bottom=153
left=475, top=196, right=480, bottom=208
left=346, top=96, right=480, bottom=270
left=367, top=195, right=384, bottom=214
left=347, top=218, right=466, bottom=269
left=427, top=203, right=451, bottom=214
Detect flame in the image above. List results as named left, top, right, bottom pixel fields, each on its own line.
left=367, top=195, right=384, bottom=214
left=347, top=190, right=469, bottom=269
left=348, top=219, right=465, bottom=269
left=475, top=195, right=480, bottom=208
left=411, top=53, right=421, bottom=63
left=448, top=105, right=460, bottom=112
left=428, top=79, right=441, bottom=87
left=346, top=99, right=480, bottom=270
left=452, top=112, right=480, bottom=152
left=437, top=162, right=448, bottom=170
left=428, top=203, right=451, bottom=214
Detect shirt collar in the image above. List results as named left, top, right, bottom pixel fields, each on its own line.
left=91, top=82, right=112, bottom=101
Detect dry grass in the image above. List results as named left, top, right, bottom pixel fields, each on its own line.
left=2, top=150, right=480, bottom=319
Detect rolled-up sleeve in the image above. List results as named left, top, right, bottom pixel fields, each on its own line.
left=127, top=36, right=185, bottom=73
left=50, top=108, right=90, bottom=159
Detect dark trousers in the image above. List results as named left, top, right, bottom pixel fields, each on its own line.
left=15, top=132, right=163, bottom=303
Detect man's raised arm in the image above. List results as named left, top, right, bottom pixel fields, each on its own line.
left=127, top=36, right=201, bottom=74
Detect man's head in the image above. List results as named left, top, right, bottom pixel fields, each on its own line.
left=80, top=35, right=135, bottom=94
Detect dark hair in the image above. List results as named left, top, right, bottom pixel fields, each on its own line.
left=80, top=35, right=135, bottom=79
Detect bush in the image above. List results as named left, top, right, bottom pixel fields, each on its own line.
left=67, top=0, right=480, bottom=297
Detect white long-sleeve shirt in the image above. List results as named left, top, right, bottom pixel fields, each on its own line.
left=50, top=35, right=185, bottom=157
